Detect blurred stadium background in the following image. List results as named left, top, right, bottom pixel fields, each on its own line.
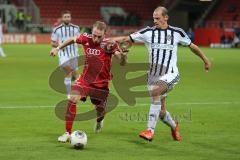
left=0, top=0, right=240, bottom=160
left=0, top=0, right=240, bottom=47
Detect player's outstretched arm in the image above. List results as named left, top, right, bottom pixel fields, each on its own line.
left=111, top=36, right=133, bottom=54
left=50, top=37, right=76, bottom=56
left=111, top=36, right=131, bottom=43
left=111, top=36, right=133, bottom=50
left=189, top=43, right=211, bottom=72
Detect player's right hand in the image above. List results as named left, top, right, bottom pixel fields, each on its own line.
left=50, top=48, right=59, bottom=57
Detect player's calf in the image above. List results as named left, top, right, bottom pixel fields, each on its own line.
left=159, top=110, right=181, bottom=141
left=92, top=99, right=106, bottom=133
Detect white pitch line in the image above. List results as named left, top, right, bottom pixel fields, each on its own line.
left=0, top=101, right=239, bottom=109
left=0, top=105, right=54, bottom=109
left=169, top=101, right=240, bottom=105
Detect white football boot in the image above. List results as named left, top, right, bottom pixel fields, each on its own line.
left=94, top=120, right=104, bottom=133
left=58, top=132, right=70, bottom=142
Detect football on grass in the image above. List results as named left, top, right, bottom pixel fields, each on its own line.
left=70, top=130, right=87, bottom=149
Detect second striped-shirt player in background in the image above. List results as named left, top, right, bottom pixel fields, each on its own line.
left=51, top=11, right=80, bottom=98
left=0, top=18, right=6, bottom=57
left=113, top=6, right=211, bottom=141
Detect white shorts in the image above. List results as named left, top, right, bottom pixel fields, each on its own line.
left=59, top=56, right=78, bottom=70
left=147, top=72, right=180, bottom=97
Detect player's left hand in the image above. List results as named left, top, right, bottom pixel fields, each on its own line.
left=119, top=41, right=132, bottom=52
left=204, top=60, right=211, bottom=72
left=50, top=48, right=59, bottom=57
left=105, top=43, right=115, bottom=53
left=121, top=50, right=129, bottom=56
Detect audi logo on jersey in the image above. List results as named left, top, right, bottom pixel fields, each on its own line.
left=86, top=48, right=101, bottom=55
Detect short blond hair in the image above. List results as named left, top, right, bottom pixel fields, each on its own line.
left=154, top=6, right=168, bottom=16
left=93, top=21, right=107, bottom=32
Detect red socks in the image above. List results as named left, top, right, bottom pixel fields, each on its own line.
left=65, top=100, right=76, bottom=134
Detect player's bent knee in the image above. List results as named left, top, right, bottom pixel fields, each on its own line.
left=150, top=87, right=167, bottom=98
left=91, top=98, right=102, bottom=105
left=96, top=106, right=105, bottom=113
left=63, top=66, right=74, bottom=77
left=69, top=95, right=79, bottom=103
left=151, top=96, right=161, bottom=103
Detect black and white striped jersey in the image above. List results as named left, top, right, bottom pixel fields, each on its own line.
left=51, top=23, right=80, bottom=58
left=130, top=25, right=191, bottom=76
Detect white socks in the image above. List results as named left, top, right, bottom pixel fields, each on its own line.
left=147, top=103, right=177, bottom=134
left=0, top=47, right=6, bottom=57
left=64, top=77, right=71, bottom=95
left=160, top=111, right=176, bottom=130
left=147, top=102, right=161, bottom=134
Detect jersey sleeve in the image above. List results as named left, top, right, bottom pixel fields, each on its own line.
left=75, top=33, right=88, bottom=44
left=129, top=27, right=151, bottom=43
left=178, top=29, right=192, bottom=46
left=51, top=29, right=59, bottom=42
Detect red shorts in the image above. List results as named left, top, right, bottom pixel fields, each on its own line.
left=71, top=80, right=109, bottom=105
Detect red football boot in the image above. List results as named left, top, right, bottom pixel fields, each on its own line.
left=171, top=122, right=181, bottom=141
left=139, top=130, right=154, bottom=141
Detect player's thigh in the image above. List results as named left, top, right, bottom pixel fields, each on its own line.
left=69, top=57, right=78, bottom=71
left=90, top=87, right=109, bottom=112
left=68, top=91, right=81, bottom=103
left=148, top=82, right=168, bottom=98
left=59, top=57, right=74, bottom=76
left=159, top=73, right=180, bottom=92
left=62, top=66, right=73, bottom=76
left=69, top=83, right=88, bottom=103
left=148, top=73, right=179, bottom=101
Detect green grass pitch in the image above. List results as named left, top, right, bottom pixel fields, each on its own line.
left=0, top=44, right=239, bottom=160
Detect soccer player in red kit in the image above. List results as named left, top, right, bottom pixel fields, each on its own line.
left=50, top=21, right=127, bottom=142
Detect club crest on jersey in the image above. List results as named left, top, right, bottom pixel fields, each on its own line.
left=86, top=48, right=101, bottom=55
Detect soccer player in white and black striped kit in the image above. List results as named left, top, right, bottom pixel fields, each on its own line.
left=114, top=6, right=211, bottom=141
left=51, top=11, right=80, bottom=98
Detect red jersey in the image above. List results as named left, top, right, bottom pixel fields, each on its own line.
left=75, top=33, right=119, bottom=87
